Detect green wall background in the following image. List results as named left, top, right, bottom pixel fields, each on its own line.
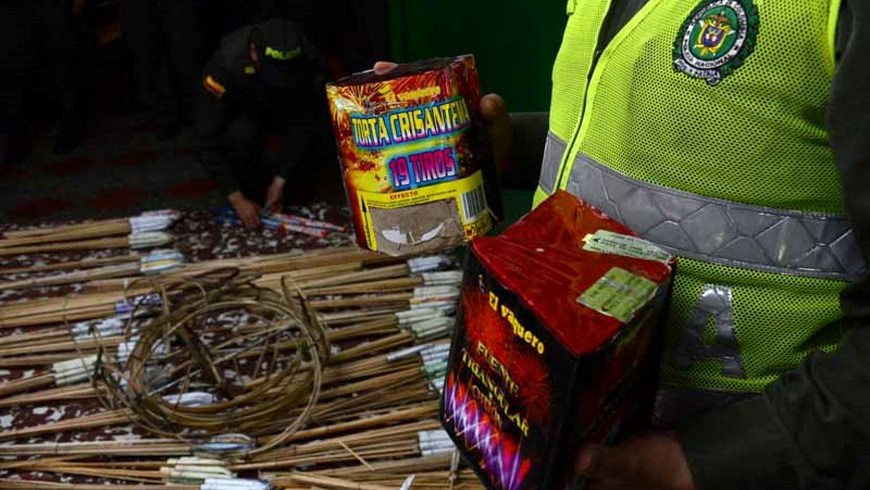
left=388, top=1, right=567, bottom=112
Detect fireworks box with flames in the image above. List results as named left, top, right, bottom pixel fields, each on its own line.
left=441, top=191, right=675, bottom=490
left=326, top=56, right=495, bottom=256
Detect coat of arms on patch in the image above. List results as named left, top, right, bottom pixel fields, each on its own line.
left=673, top=0, right=760, bottom=86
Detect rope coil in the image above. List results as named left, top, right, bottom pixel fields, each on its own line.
left=94, top=269, right=328, bottom=456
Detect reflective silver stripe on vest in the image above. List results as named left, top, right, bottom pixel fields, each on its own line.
left=565, top=153, right=866, bottom=281
left=538, top=132, right=568, bottom=194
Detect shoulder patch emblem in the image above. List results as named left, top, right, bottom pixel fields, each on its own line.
left=673, top=0, right=760, bottom=86
left=203, top=75, right=227, bottom=99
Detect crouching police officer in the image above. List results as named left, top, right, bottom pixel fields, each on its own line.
left=195, top=18, right=325, bottom=229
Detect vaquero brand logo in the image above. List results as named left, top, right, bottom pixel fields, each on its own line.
left=264, top=45, right=302, bottom=61
left=489, top=292, right=545, bottom=355
left=673, top=0, right=760, bottom=86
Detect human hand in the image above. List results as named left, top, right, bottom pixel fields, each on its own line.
left=373, top=62, right=513, bottom=175
left=576, top=432, right=697, bottom=490
left=264, top=176, right=286, bottom=214
left=228, top=191, right=262, bottom=229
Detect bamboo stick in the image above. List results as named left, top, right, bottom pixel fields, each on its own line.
left=0, top=410, right=132, bottom=442
left=0, top=237, right=131, bottom=256
left=0, top=439, right=191, bottom=457
left=288, top=474, right=394, bottom=490
left=0, top=383, right=98, bottom=409
left=0, top=254, right=139, bottom=276
left=1, top=218, right=129, bottom=240
left=0, top=262, right=141, bottom=291
left=0, top=480, right=194, bottom=490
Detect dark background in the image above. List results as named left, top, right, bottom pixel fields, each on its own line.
left=0, top=0, right=564, bottom=223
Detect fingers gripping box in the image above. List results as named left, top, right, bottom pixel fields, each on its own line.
left=440, top=191, right=674, bottom=490
left=326, top=56, right=495, bottom=256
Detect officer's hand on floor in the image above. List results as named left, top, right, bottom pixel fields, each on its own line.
left=228, top=191, right=262, bottom=230
left=373, top=62, right=513, bottom=176
left=264, top=176, right=286, bottom=215
left=576, top=432, right=697, bottom=490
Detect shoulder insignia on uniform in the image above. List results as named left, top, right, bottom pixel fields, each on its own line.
left=203, top=75, right=227, bottom=98
left=673, top=0, right=760, bottom=86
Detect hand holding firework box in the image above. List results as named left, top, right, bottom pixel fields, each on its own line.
left=326, top=56, right=495, bottom=256
left=440, top=191, right=675, bottom=490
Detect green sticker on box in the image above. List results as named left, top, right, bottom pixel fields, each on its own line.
left=583, top=230, right=672, bottom=264
left=577, top=267, right=658, bottom=323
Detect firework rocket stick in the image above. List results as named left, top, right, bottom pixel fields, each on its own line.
left=0, top=259, right=454, bottom=329
left=0, top=232, right=175, bottom=257
left=0, top=383, right=97, bottom=409
left=0, top=303, right=448, bottom=371
left=0, top=210, right=180, bottom=243
left=0, top=250, right=185, bottom=291
left=0, top=327, right=72, bottom=347
left=0, top=409, right=133, bottom=442
left=0, top=262, right=141, bottom=290
left=2, top=375, right=433, bottom=453
left=0, top=335, right=124, bottom=358
left=287, top=474, right=394, bottom=490
left=0, top=237, right=130, bottom=256
left=82, top=261, right=364, bottom=294
left=0, top=439, right=192, bottom=458
left=0, top=456, right=87, bottom=472
left=0, top=352, right=112, bottom=367
left=1, top=218, right=129, bottom=240
left=0, top=292, right=153, bottom=329
left=0, top=289, right=452, bottom=367
left=0, top=351, right=429, bottom=443
left=79, top=247, right=416, bottom=293
left=0, top=354, right=102, bottom=399
left=0, top=307, right=400, bottom=370
left=0, top=481, right=196, bottom=490
left=0, top=254, right=140, bottom=276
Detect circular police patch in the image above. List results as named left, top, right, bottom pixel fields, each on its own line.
left=673, top=0, right=759, bottom=86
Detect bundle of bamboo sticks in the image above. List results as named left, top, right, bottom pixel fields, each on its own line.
left=0, top=210, right=180, bottom=256
left=0, top=249, right=185, bottom=291
left=0, top=245, right=481, bottom=489
left=1, top=210, right=180, bottom=243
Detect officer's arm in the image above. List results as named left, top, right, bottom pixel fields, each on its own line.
left=195, top=73, right=239, bottom=198
left=678, top=2, right=870, bottom=488
left=503, top=112, right=549, bottom=189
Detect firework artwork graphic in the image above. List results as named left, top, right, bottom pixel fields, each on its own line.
left=440, top=191, right=674, bottom=490
left=326, top=56, right=495, bottom=256
left=444, top=373, right=532, bottom=490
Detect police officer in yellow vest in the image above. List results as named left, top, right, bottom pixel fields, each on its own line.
left=377, top=0, right=870, bottom=487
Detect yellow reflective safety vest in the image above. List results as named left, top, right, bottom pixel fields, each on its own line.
left=535, top=0, right=866, bottom=392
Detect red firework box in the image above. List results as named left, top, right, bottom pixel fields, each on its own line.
left=326, top=56, right=494, bottom=256
left=440, top=191, right=675, bottom=490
